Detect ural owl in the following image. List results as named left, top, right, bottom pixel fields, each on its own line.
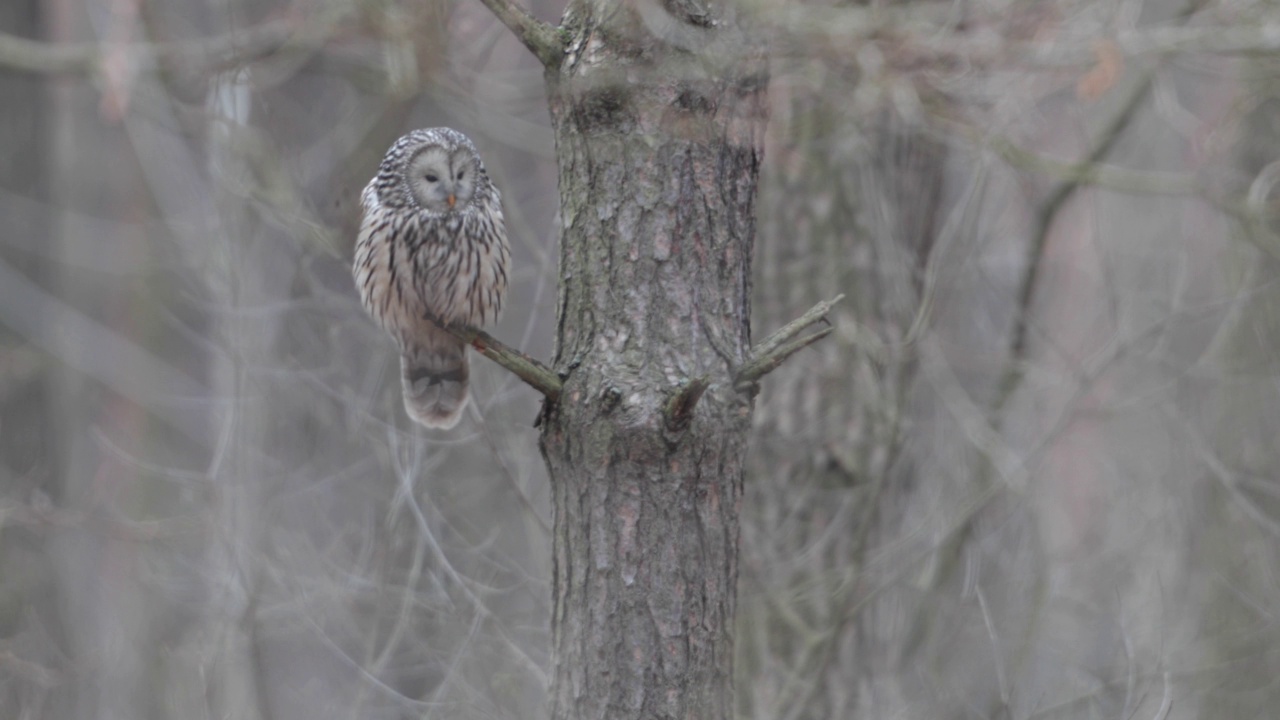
left=354, top=128, right=511, bottom=429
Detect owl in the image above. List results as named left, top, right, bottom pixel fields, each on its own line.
left=353, top=128, right=511, bottom=429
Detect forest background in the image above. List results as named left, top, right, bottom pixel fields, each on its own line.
left=2, top=0, right=1280, bottom=718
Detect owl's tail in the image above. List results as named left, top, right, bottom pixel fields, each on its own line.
left=400, top=330, right=469, bottom=429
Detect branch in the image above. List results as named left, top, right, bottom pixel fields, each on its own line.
left=770, top=7, right=1280, bottom=67
left=735, top=295, right=843, bottom=389
left=664, top=376, right=710, bottom=431
left=429, top=316, right=563, bottom=402
left=987, top=136, right=1198, bottom=196
left=0, top=33, right=96, bottom=75
left=0, top=18, right=335, bottom=77
left=998, top=72, right=1155, bottom=405
left=474, top=0, right=564, bottom=68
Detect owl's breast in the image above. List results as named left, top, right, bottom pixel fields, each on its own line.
left=354, top=194, right=510, bottom=346
left=413, top=205, right=510, bottom=328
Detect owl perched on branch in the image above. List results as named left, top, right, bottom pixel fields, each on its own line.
left=354, top=128, right=511, bottom=429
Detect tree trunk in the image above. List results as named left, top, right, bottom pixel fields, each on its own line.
left=536, top=4, right=767, bottom=718
left=742, top=81, right=947, bottom=718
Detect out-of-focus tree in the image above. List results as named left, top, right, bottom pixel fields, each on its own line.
left=740, top=1, right=1280, bottom=719
left=4, top=0, right=1280, bottom=719
left=0, top=0, right=59, bottom=714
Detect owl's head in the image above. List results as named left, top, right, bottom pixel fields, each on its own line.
left=403, top=140, right=481, bottom=214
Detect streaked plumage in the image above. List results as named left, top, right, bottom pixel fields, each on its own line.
left=353, top=128, right=510, bottom=429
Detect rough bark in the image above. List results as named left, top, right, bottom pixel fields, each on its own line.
left=536, top=3, right=768, bottom=718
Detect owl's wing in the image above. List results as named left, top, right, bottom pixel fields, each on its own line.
left=359, top=179, right=381, bottom=215
left=353, top=180, right=400, bottom=334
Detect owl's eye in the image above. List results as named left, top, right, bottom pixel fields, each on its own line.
left=456, top=170, right=465, bottom=180
left=424, top=174, right=438, bottom=183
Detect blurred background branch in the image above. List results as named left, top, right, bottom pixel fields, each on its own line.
left=0, top=14, right=343, bottom=77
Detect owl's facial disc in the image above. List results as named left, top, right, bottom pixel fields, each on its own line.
left=406, top=146, right=459, bottom=213
left=449, top=149, right=477, bottom=208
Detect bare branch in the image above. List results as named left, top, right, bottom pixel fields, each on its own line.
left=749, top=295, right=844, bottom=363
left=770, top=7, right=1280, bottom=67
left=0, top=18, right=335, bottom=77
left=735, top=295, right=843, bottom=389
left=736, top=327, right=834, bottom=390
left=0, top=33, right=97, bottom=75
left=986, top=135, right=1198, bottom=196
left=996, top=73, right=1155, bottom=409
left=664, top=376, right=710, bottom=431
left=473, top=0, right=565, bottom=68
left=428, top=315, right=563, bottom=402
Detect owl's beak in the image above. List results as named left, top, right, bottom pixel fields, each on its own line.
left=446, top=194, right=456, bottom=209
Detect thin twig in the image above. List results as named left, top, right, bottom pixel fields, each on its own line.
left=473, top=0, right=565, bottom=68
left=997, top=72, right=1155, bottom=409
left=988, top=135, right=1198, bottom=196
left=1151, top=672, right=1173, bottom=720
left=735, top=295, right=843, bottom=388
left=427, top=315, right=562, bottom=402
